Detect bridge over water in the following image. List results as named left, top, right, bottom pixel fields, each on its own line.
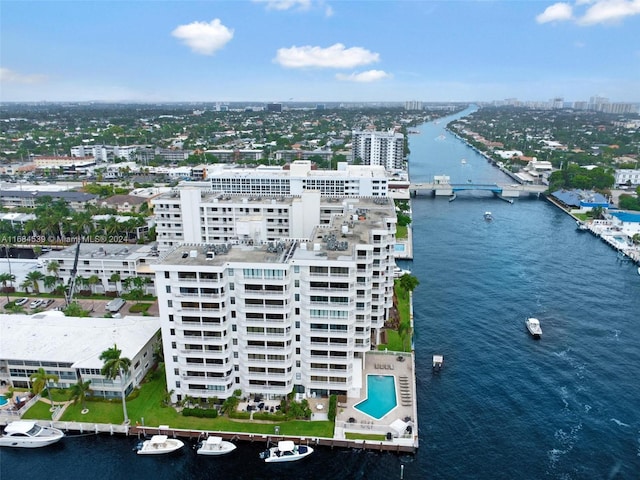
left=409, top=182, right=547, bottom=201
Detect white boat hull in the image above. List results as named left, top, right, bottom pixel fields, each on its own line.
left=197, top=438, right=236, bottom=456
left=526, top=318, right=542, bottom=339
left=136, top=436, right=184, bottom=455
left=260, top=442, right=313, bottom=463
left=0, top=421, right=64, bottom=448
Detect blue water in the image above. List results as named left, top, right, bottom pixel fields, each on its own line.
left=354, top=375, right=397, bottom=420
left=2, top=107, right=640, bottom=479
left=394, top=244, right=406, bottom=252
left=0, top=395, right=6, bottom=406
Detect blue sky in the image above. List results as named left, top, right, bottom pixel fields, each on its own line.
left=1, top=0, right=639, bottom=103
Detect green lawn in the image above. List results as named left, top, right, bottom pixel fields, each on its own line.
left=39, top=369, right=335, bottom=438
left=22, top=400, right=57, bottom=420
left=396, top=225, right=408, bottom=239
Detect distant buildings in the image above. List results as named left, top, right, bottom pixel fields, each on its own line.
left=615, top=169, right=640, bottom=187
left=404, top=101, right=423, bottom=111
left=351, top=130, right=404, bottom=171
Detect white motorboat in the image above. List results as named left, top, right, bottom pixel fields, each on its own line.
left=0, top=420, right=64, bottom=448
left=393, top=266, right=412, bottom=278
left=136, top=435, right=184, bottom=455
left=259, top=440, right=314, bottom=463
left=525, top=317, right=542, bottom=339
left=576, top=220, right=589, bottom=231
left=484, top=211, right=493, bottom=221
left=196, top=436, right=236, bottom=456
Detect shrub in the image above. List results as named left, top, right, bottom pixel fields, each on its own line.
left=182, top=407, right=218, bottom=418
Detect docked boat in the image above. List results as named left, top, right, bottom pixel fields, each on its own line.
left=576, top=220, right=589, bottom=231
left=136, top=435, right=184, bottom=455
left=484, top=211, right=493, bottom=221
left=0, top=420, right=64, bottom=448
left=393, top=266, right=412, bottom=278
left=259, top=440, right=313, bottom=463
left=525, top=317, right=542, bottom=339
left=196, top=436, right=236, bottom=456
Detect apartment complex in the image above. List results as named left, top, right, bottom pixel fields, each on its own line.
left=0, top=312, right=160, bottom=398
left=351, top=130, right=405, bottom=171
left=152, top=191, right=397, bottom=404
left=152, top=162, right=390, bottom=252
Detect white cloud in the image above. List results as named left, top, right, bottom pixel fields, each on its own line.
left=253, top=0, right=312, bottom=11
left=536, top=3, right=574, bottom=23
left=536, top=0, right=640, bottom=25
left=171, top=19, right=234, bottom=55
left=275, top=43, right=379, bottom=68
left=0, top=68, right=47, bottom=84
left=578, top=0, right=640, bottom=25
left=335, top=70, right=392, bottom=83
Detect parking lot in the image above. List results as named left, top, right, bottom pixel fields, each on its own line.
left=1, top=295, right=159, bottom=318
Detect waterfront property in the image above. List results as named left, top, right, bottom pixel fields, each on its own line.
left=0, top=312, right=160, bottom=398
left=354, top=374, right=397, bottom=420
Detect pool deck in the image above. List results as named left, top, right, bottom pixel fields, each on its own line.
left=334, top=351, right=418, bottom=447
left=394, top=226, right=414, bottom=260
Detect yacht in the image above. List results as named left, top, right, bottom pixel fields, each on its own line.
left=136, top=435, right=184, bottom=455
left=196, top=436, right=237, bottom=456
left=525, top=317, right=542, bottom=339
left=259, top=440, right=313, bottom=463
left=0, top=420, right=64, bottom=448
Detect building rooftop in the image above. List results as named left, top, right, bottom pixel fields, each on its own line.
left=40, top=242, right=158, bottom=262
left=0, top=312, right=160, bottom=368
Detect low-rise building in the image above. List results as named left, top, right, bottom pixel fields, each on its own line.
left=0, top=312, right=161, bottom=398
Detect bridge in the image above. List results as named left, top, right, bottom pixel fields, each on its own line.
left=409, top=182, right=547, bottom=201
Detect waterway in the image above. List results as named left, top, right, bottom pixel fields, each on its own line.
left=2, top=107, right=640, bottom=479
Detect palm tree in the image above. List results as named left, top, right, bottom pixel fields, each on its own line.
left=0, top=272, right=16, bottom=303
left=87, top=274, right=100, bottom=294
left=100, top=344, right=132, bottom=424
left=29, top=368, right=59, bottom=407
left=43, top=275, right=58, bottom=293
left=20, top=278, right=33, bottom=294
left=69, top=378, right=93, bottom=412
left=26, top=270, right=45, bottom=294
left=47, top=260, right=60, bottom=279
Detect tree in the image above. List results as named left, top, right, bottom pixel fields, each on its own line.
left=69, top=378, right=93, bottom=411
left=47, top=260, right=60, bottom=279
left=0, top=272, right=16, bottom=303
left=20, top=278, right=33, bottom=293
left=87, top=274, right=101, bottom=294
left=398, top=273, right=420, bottom=293
left=26, top=270, right=45, bottom=294
left=100, top=344, right=132, bottom=424
left=29, top=368, right=59, bottom=407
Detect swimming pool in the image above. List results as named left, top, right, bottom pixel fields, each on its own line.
left=354, top=375, right=397, bottom=420
left=394, top=244, right=405, bottom=252
left=0, top=395, right=7, bottom=407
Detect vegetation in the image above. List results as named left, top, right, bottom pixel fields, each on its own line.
left=29, top=368, right=59, bottom=408
left=99, top=344, right=132, bottom=424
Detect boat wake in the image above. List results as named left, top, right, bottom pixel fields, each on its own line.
left=609, top=418, right=630, bottom=428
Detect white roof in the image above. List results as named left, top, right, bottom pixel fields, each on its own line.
left=150, top=435, right=168, bottom=444
left=5, top=420, right=37, bottom=434
left=278, top=440, right=295, bottom=451
left=0, top=313, right=160, bottom=368
left=390, top=418, right=408, bottom=435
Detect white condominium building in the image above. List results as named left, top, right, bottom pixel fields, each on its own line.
left=152, top=192, right=397, bottom=404
left=152, top=162, right=390, bottom=252
left=351, top=130, right=405, bottom=171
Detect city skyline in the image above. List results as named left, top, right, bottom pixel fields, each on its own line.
left=1, top=0, right=639, bottom=104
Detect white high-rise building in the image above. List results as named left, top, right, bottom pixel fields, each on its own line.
left=152, top=192, right=397, bottom=404
left=351, top=130, right=404, bottom=171
left=152, top=162, right=391, bottom=252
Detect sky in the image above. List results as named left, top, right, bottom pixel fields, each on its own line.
left=1, top=0, right=639, bottom=103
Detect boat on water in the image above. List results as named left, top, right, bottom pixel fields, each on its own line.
left=484, top=211, right=493, bottom=221
left=525, top=317, right=542, bottom=339
left=0, top=420, right=64, bottom=448
left=136, top=435, right=184, bottom=455
left=259, top=440, right=313, bottom=463
left=393, top=266, right=412, bottom=278
left=576, top=220, right=589, bottom=231
left=196, top=436, right=237, bottom=456
left=637, top=266, right=640, bottom=276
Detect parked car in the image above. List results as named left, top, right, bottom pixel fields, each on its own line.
left=15, top=298, right=29, bottom=306
left=42, top=299, right=55, bottom=307
left=30, top=299, right=43, bottom=309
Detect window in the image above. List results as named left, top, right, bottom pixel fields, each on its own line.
left=166, top=285, right=171, bottom=293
